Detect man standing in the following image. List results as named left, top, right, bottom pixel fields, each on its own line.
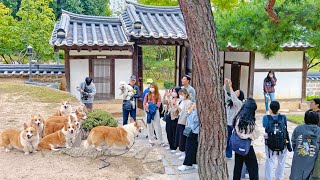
left=181, top=75, right=196, bottom=102
left=122, top=75, right=140, bottom=125
left=76, top=77, right=96, bottom=112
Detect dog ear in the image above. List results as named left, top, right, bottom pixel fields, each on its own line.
left=23, top=123, right=28, bottom=129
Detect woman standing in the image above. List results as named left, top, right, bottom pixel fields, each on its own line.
left=143, top=83, right=164, bottom=146
left=164, top=87, right=181, bottom=152
left=263, top=71, right=277, bottom=114
left=224, top=78, right=244, bottom=159
left=175, top=89, right=192, bottom=160
left=233, top=98, right=260, bottom=180
left=178, top=103, right=199, bottom=171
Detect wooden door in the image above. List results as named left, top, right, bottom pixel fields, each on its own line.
left=231, top=62, right=241, bottom=91
left=92, top=59, right=114, bottom=100
left=137, top=46, right=143, bottom=109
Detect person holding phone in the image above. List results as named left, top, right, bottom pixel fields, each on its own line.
left=263, top=71, right=277, bottom=114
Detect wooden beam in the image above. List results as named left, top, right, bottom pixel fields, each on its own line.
left=64, top=49, right=71, bottom=92
left=180, top=45, right=187, bottom=86
left=225, top=60, right=250, bottom=66
left=89, top=58, right=93, bottom=78
left=254, top=68, right=303, bottom=72
left=132, top=44, right=138, bottom=80
left=69, top=55, right=132, bottom=60
left=111, top=59, right=115, bottom=99
left=302, top=51, right=307, bottom=102
left=249, top=52, right=255, bottom=98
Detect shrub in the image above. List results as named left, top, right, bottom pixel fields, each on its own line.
left=82, top=110, right=118, bottom=132
left=164, top=81, right=175, bottom=89
left=306, top=95, right=320, bottom=101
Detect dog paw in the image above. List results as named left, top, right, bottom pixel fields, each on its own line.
left=5, top=148, right=10, bottom=153
left=52, top=148, right=60, bottom=151
left=24, top=152, right=30, bottom=155
left=34, top=150, right=38, bottom=153
left=96, top=147, right=103, bottom=152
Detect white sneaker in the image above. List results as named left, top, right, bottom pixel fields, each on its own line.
left=176, top=152, right=183, bottom=156
left=160, top=143, right=166, bottom=147
left=170, top=150, right=176, bottom=153
left=165, top=147, right=170, bottom=150
left=179, top=154, right=186, bottom=160
left=193, top=164, right=198, bottom=169
left=178, top=165, right=193, bottom=171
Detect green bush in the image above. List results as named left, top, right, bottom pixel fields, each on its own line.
left=82, top=110, right=118, bottom=132
left=164, top=81, right=175, bottom=89
left=306, top=95, right=320, bottom=101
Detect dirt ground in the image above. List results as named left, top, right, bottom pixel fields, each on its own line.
left=0, top=88, right=148, bottom=180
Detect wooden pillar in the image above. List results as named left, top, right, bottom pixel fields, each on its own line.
left=132, top=44, right=139, bottom=79
left=179, top=45, right=187, bottom=86
left=248, top=51, right=255, bottom=98
left=64, top=49, right=70, bottom=92
left=302, top=51, right=307, bottom=102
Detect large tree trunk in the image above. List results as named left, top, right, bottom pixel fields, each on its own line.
left=178, top=0, right=228, bottom=179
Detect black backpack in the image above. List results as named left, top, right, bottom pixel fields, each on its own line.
left=266, top=115, right=287, bottom=155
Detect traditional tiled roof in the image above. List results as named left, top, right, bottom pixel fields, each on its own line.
left=50, top=10, right=132, bottom=47
left=226, top=42, right=313, bottom=49
left=0, top=64, right=64, bottom=76
left=307, top=72, right=320, bottom=80
left=121, top=1, right=187, bottom=40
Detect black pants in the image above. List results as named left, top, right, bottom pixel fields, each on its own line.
left=233, top=146, right=259, bottom=180
left=165, top=116, right=178, bottom=150
left=175, top=124, right=186, bottom=152
left=183, top=132, right=198, bottom=166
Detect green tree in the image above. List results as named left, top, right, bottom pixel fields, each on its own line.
left=0, top=3, right=22, bottom=63
left=0, top=0, right=22, bottom=18
left=17, top=0, right=55, bottom=61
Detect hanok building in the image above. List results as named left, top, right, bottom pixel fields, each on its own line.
left=50, top=1, right=312, bottom=110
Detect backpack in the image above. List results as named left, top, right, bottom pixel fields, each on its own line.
left=266, top=115, right=287, bottom=155
left=231, top=130, right=252, bottom=156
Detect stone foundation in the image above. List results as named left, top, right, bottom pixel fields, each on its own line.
left=307, top=80, right=320, bottom=96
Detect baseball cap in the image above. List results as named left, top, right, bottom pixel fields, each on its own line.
left=130, top=75, right=136, bottom=81
left=146, top=78, right=153, bottom=84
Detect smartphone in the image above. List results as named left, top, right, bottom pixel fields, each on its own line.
left=226, top=84, right=230, bottom=94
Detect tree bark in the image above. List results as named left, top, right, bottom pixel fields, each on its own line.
left=265, top=0, right=280, bottom=23
left=178, top=0, right=228, bottom=179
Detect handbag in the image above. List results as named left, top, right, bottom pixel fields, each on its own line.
left=230, top=130, right=251, bottom=156
left=123, top=100, right=132, bottom=111
left=183, top=124, right=199, bottom=137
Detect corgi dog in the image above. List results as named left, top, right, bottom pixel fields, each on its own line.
left=0, top=123, right=40, bottom=155
left=73, top=108, right=87, bottom=130
left=53, top=100, right=72, bottom=116
left=30, top=114, right=45, bottom=138
left=44, top=116, right=76, bottom=136
left=38, top=121, right=76, bottom=151
left=84, top=121, right=141, bottom=151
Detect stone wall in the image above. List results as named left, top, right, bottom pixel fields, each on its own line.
left=307, top=80, right=320, bottom=96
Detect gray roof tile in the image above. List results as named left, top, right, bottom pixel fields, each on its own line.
left=50, top=10, right=132, bottom=47
left=121, top=1, right=187, bottom=40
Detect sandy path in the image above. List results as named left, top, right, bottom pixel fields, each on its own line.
left=0, top=93, right=147, bottom=179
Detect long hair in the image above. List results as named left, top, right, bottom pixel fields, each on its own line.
left=148, top=83, right=160, bottom=102
left=266, top=70, right=276, bottom=81
left=179, top=88, right=190, bottom=100
left=232, top=98, right=257, bottom=134
left=227, top=90, right=244, bottom=108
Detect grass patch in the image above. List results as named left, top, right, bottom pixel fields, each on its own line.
left=0, top=82, right=77, bottom=103
left=286, top=114, right=304, bottom=125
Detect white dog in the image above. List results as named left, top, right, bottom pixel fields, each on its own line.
left=119, top=81, right=135, bottom=109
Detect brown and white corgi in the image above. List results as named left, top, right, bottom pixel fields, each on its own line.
left=44, top=116, right=76, bottom=136
left=53, top=100, right=72, bottom=116
left=0, top=123, right=40, bottom=155
left=84, top=122, right=141, bottom=151
left=73, top=108, right=87, bottom=130
left=38, top=121, right=76, bottom=151
left=30, top=114, right=45, bottom=138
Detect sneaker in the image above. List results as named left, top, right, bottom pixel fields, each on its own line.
left=170, top=150, right=177, bottom=153
left=245, top=173, right=249, bottom=178
left=160, top=143, right=166, bottom=147
left=178, top=165, right=193, bottom=171
left=176, top=152, right=183, bottom=156
left=179, top=154, right=186, bottom=160
left=193, top=164, right=198, bottom=169
left=165, top=147, right=170, bottom=150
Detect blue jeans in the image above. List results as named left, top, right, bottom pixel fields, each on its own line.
left=264, top=92, right=275, bottom=111
left=226, top=125, right=233, bottom=158
left=122, top=107, right=136, bottom=125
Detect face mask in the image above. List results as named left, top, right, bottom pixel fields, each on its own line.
left=172, top=92, right=177, bottom=97
left=150, top=88, right=155, bottom=93
left=180, top=95, right=185, bottom=100
left=147, top=84, right=151, bottom=88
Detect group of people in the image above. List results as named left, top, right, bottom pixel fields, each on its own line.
left=226, top=70, right=320, bottom=180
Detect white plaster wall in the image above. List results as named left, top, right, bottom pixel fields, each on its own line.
left=225, top=52, right=250, bottom=63
left=69, top=50, right=132, bottom=56
left=255, top=51, right=303, bottom=69
left=114, top=59, right=132, bottom=99
left=253, top=72, right=302, bottom=99
left=70, top=59, right=89, bottom=100
left=240, top=66, right=249, bottom=96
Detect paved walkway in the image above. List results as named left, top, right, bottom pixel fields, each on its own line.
left=155, top=114, right=298, bottom=180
